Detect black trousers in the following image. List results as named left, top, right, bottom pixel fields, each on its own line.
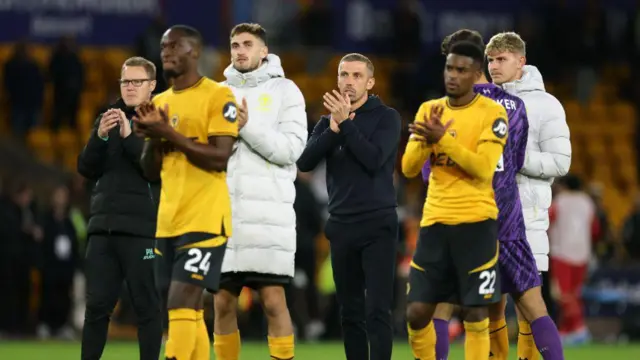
left=40, top=272, right=74, bottom=332
left=326, top=211, right=399, bottom=360
left=81, top=234, right=162, bottom=360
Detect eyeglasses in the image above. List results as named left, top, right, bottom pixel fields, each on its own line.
left=119, top=79, right=151, bottom=87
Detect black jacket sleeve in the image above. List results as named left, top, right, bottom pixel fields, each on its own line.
left=339, top=108, right=402, bottom=175
left=77, top=115, right=108, bottom=179
left=296, top=117, right=340, bottom=172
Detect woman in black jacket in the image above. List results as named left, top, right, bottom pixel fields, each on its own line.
left=77, top=56, right=161, bottom=360
left=38, top=183, right=79, bottom=339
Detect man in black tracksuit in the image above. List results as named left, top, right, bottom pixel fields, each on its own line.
left=297, top=53, right=401, bottom=360
left=77, top=57, right=161, bottom=360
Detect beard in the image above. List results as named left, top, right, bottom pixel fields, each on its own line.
left=234, top=58, right=262, bottom=74
left=163, top=68, right=180, bottom=79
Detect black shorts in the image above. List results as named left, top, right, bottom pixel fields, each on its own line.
left=219, top=272, right=291, bottom=296
left=155, top=232, right=227, bottom=293
left=407, top=219, right=501, bottom=306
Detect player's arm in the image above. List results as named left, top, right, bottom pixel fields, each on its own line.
left=339, top=108, right=402, bottom=175
left=77, top=114, right=109, bottom=179
left=164, top=90, right=238, bottom=172
left=140, top=139, right=163, bottom=182
left=438, top=106, right=508, bottom=181
left=402, top=104, right=433, bottom=178
left=296, top=116, right=340, bottom=172
left=165, top=133, right=235, bottom=172
left=239, top=81, right=308, bottom=166
left=519, top=96, right=571, bottom=178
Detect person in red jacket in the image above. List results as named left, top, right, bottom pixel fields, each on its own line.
left=549, top=175, right=597, bottom=345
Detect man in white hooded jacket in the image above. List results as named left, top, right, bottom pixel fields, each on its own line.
left=213, top=23, right=308, bottom=360
left=486, top=32, right=571, bottom=360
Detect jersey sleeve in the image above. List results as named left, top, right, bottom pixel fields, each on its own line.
left=437, top=102, right=507, bottom=181
left=208, top=86, right=239, bottom=138
left=479, top=104, right=509, bottom=147
left=401, top=102, right=433, bottom=178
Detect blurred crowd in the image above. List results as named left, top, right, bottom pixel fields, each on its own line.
left=2, top=0, right=640, bottom=344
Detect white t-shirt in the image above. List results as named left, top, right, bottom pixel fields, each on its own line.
left=549, top=191, right=595, bottom=265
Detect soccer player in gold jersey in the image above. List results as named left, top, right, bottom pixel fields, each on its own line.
left=133, top=25, right=242, bottom=360
left=401, top=41, right=508, bottom=360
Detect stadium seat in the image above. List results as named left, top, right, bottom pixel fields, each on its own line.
left=212, top=50, right=228, bottom=80
left=79, top=108, right=97, bottom=137
left=280, top=52, right=307, bottom=76
left=79, top=47, right=102, bottom=66
left=583, top=104, right=607, bottom=124
left=563, top=100, right=582, bottom=125
left=56, top=129, right=80, bottom=171
left=56, top=128, right=79, bottom=151
left=545, top=83, right=556, bottom=95
left=26, top=128, right=55, bottom=164
left=30, top=44, right=50, bottom=68
left=288, top=74, right=310, bottom=100
left=105, top=48, right=131, bottom=72
left=325, top=54, right=343, bottom=74
left=611, top=102, right=636, bottom=128
left=619, top=164, right=637, bottom=184
left=591, top=83, right=616, bottom=103
left=312, top=75, right=336, bottom=103
left=604, top=189, right=633, bottom=228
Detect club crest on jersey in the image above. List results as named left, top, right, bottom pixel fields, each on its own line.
left=448, top=129, right=456, bottom=138
left=170, top=115, right=179, bottom=127
left=223, top=102, right=238, bottom=123
left=257, top=94, right=272, bottom=112
left=492, top=118, right=507, bottom=139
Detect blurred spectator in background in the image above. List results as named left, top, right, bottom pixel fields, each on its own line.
left=3, top=40, right=44, bottom=140
left=37, top=183, right=79, bottom=340
left=391, top=0, right=421, bottom=62
left=135, top=15, right=167, bottom=92
left=574, top=0, right=608, bottom=102
left=291, top=170, right=324, bottom=341
left=622, top=194, right=640, bottom=262
left=588, top=182, right=617, bottom=263
left=299, top=0, right=332, bottom=74
left=48, top=36, right=84, bottom=131
left=390, top=0, right=422, bottom=112
left=0, top=179, right=42, bottom=336
left=549, top=174, right=596, bottom=345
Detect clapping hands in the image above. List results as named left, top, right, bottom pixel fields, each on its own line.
left=408, top=104, right=453, bottom=144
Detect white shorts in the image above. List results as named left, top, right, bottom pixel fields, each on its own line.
left=525, top=229, right=549, bottom=272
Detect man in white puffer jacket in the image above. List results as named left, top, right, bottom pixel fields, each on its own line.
left=487, top=32, right=571, bottom=360
left=213, top=23, right=307, bottom=360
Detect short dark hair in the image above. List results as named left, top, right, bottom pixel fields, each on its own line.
left=441, top=29, right=484, bottom=55
left=448, top=41, right=485, bottom=66
left=340, top=53, right=375, bottom=76
left=169, top=25, right=203, bottom=48
left=230, top=23, right=268, bottom=45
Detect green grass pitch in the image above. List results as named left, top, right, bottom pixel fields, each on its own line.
left=0, top=341, right=639, bottom=359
